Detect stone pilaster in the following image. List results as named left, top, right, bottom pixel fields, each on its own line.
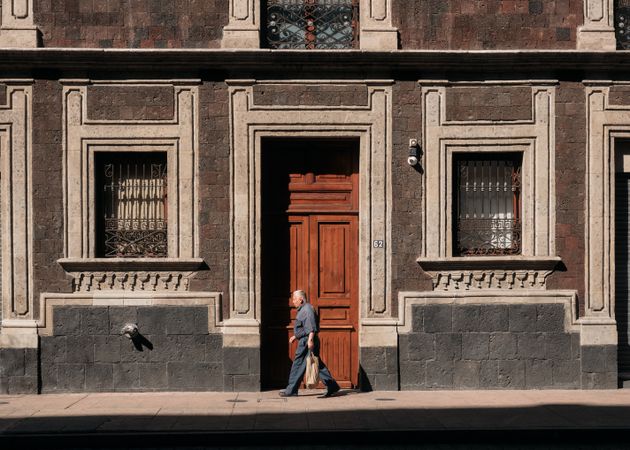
left=0, top=0, right=38, bottom=47
left=221, top=0, right=260, bottom=48
left=0, top=81, right=36, bottom=394
left=578, top=0, right=616, bottom=50
left=359, top=0, right=398, bottom=50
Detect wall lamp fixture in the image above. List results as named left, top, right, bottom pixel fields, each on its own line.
left=121, top=323, right=139, bottom=339
left=408, top=138, right=421, bottom=166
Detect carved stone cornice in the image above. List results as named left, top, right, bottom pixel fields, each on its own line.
left=416, top=256, right=561, bottom=291
left=57, top=258, right=206, bottom=292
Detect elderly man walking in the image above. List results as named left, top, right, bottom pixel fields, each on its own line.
left=279, top=290, right=341, bottom=398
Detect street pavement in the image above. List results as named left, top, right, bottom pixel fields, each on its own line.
left=1, top=389, right=630, bottom=448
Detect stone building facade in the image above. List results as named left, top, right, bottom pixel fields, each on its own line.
left=0, top=0, right=628, bottom=393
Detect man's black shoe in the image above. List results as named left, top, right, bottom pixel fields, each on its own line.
left=278, top=390, right=297, bottom=397
left=318, top=386, right=340, bottom=398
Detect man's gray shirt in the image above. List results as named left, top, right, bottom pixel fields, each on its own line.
left=294, top=302, right=318, bottom=339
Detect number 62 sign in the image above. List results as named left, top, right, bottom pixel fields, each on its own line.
left=373, top=240, right=384, bottom=248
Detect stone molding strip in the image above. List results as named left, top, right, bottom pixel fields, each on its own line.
left=4, top=50, right=630, bottom=73
left=58, top=257, right=206, bottom=272
left=359, top=289, right=580, bottom=348
left=36, top=292, right=223, bottom=337
left=396, top=290, right=580, bottom=335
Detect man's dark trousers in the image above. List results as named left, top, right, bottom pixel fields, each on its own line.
left=284, top=335, right=339, bottom=395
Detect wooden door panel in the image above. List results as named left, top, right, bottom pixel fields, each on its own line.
left=310, top=215, right=358, bottom=388
left=320, top=330, right=353, bottom=388
left=288, top=217, right=309, bottom=323
left=317, top=222, right=348, bottom=295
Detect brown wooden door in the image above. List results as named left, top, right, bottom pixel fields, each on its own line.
left=261, top=139, right=359, bottom=389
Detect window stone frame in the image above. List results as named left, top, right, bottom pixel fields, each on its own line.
left=58, top=79, right=202, bottom=279
left=222, top=0, right=398, bottom=50
left=418, top=81, right=560, bottom=291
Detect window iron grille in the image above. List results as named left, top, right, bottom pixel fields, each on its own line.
left=97, top=153, right=168, bottom=258
left=266, top=0, right=358, bottom=49
left=454, top=155, right=522, bottom=256
left=616, top=0, right=630, bottom=49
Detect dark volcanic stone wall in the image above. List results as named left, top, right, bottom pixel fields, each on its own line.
left=391, top=81, right=433, bottom=307
left=190, top=82, right=231, bottom=313
left=400, top=303, right=582, bottom=389
left=394, top=0, right=582, bottom=50
left=40, top=306, right=224, bottom=392
left=0, top=348, right=38, bottom=394
left=547, top=82, right=587, bottom=314
left=34, top=0, right=228, bottom=48
left=32, top=79, right=71, bottom=315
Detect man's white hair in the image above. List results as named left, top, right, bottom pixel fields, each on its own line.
left=293, top=290, right=308, bottom=303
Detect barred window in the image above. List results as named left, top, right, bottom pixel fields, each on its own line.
left=454, top=154, right=522, bottom=256
left=95, top=152, right=168, bottom=258
left=265, top=0, right=358, bottom=49
left=617, top=0, right=630, bottom=49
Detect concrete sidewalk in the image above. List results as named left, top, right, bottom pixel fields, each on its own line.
left=1, top=389, right=630, bottom=436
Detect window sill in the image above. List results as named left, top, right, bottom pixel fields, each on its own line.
left=416, top=256, right=561, bottom=272
left=57, top=258, right=207, bottom=273
left=416, top=256, right=562, bottom=291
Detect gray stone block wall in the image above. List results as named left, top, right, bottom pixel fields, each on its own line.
left=400, top=303, right=584, bottom=389
left=360, top=346, right=399, bottom=391
left=0, top=348, right=38, bottom=394
left=581, top=345, right=618, bottom=389
left=223, top=347, right=260, bottom=392
left=40, top=305, right=224, bottom=393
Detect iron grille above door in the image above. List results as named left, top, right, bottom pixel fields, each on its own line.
left=265, top=0, right=359, bottom=49
left=95, top=152, right=168, bottom=258
left=616, top=0, right=630, bottom=49
left=454, top=154, right=522, bottom=256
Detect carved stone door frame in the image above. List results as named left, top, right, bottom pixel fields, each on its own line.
left=226, top=79, right=395, bottom=355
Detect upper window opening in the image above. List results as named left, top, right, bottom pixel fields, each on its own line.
left=616, top=0, right=630, bottom=49
left=265, top=0, right=359, bottom=49
left=453, top=154, right=522, bottom=256
left=95, top=152, right=168, bottom=258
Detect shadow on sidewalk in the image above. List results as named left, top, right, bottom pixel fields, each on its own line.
left=1, top=403, right=630, bottom=448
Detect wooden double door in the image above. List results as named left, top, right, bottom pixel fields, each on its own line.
left=261, top=139, right=359, bottom=389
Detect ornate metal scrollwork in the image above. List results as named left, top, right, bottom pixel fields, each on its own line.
left=266, top=0, right=358, bottom=49
left=100, top=154, right=168, bottom=257
left=455, top=156, right=522, bottom=256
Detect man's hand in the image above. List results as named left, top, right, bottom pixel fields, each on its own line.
left=307, top=337, right=314, bottom=350
left=289, top=336, right=296, bottom=344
